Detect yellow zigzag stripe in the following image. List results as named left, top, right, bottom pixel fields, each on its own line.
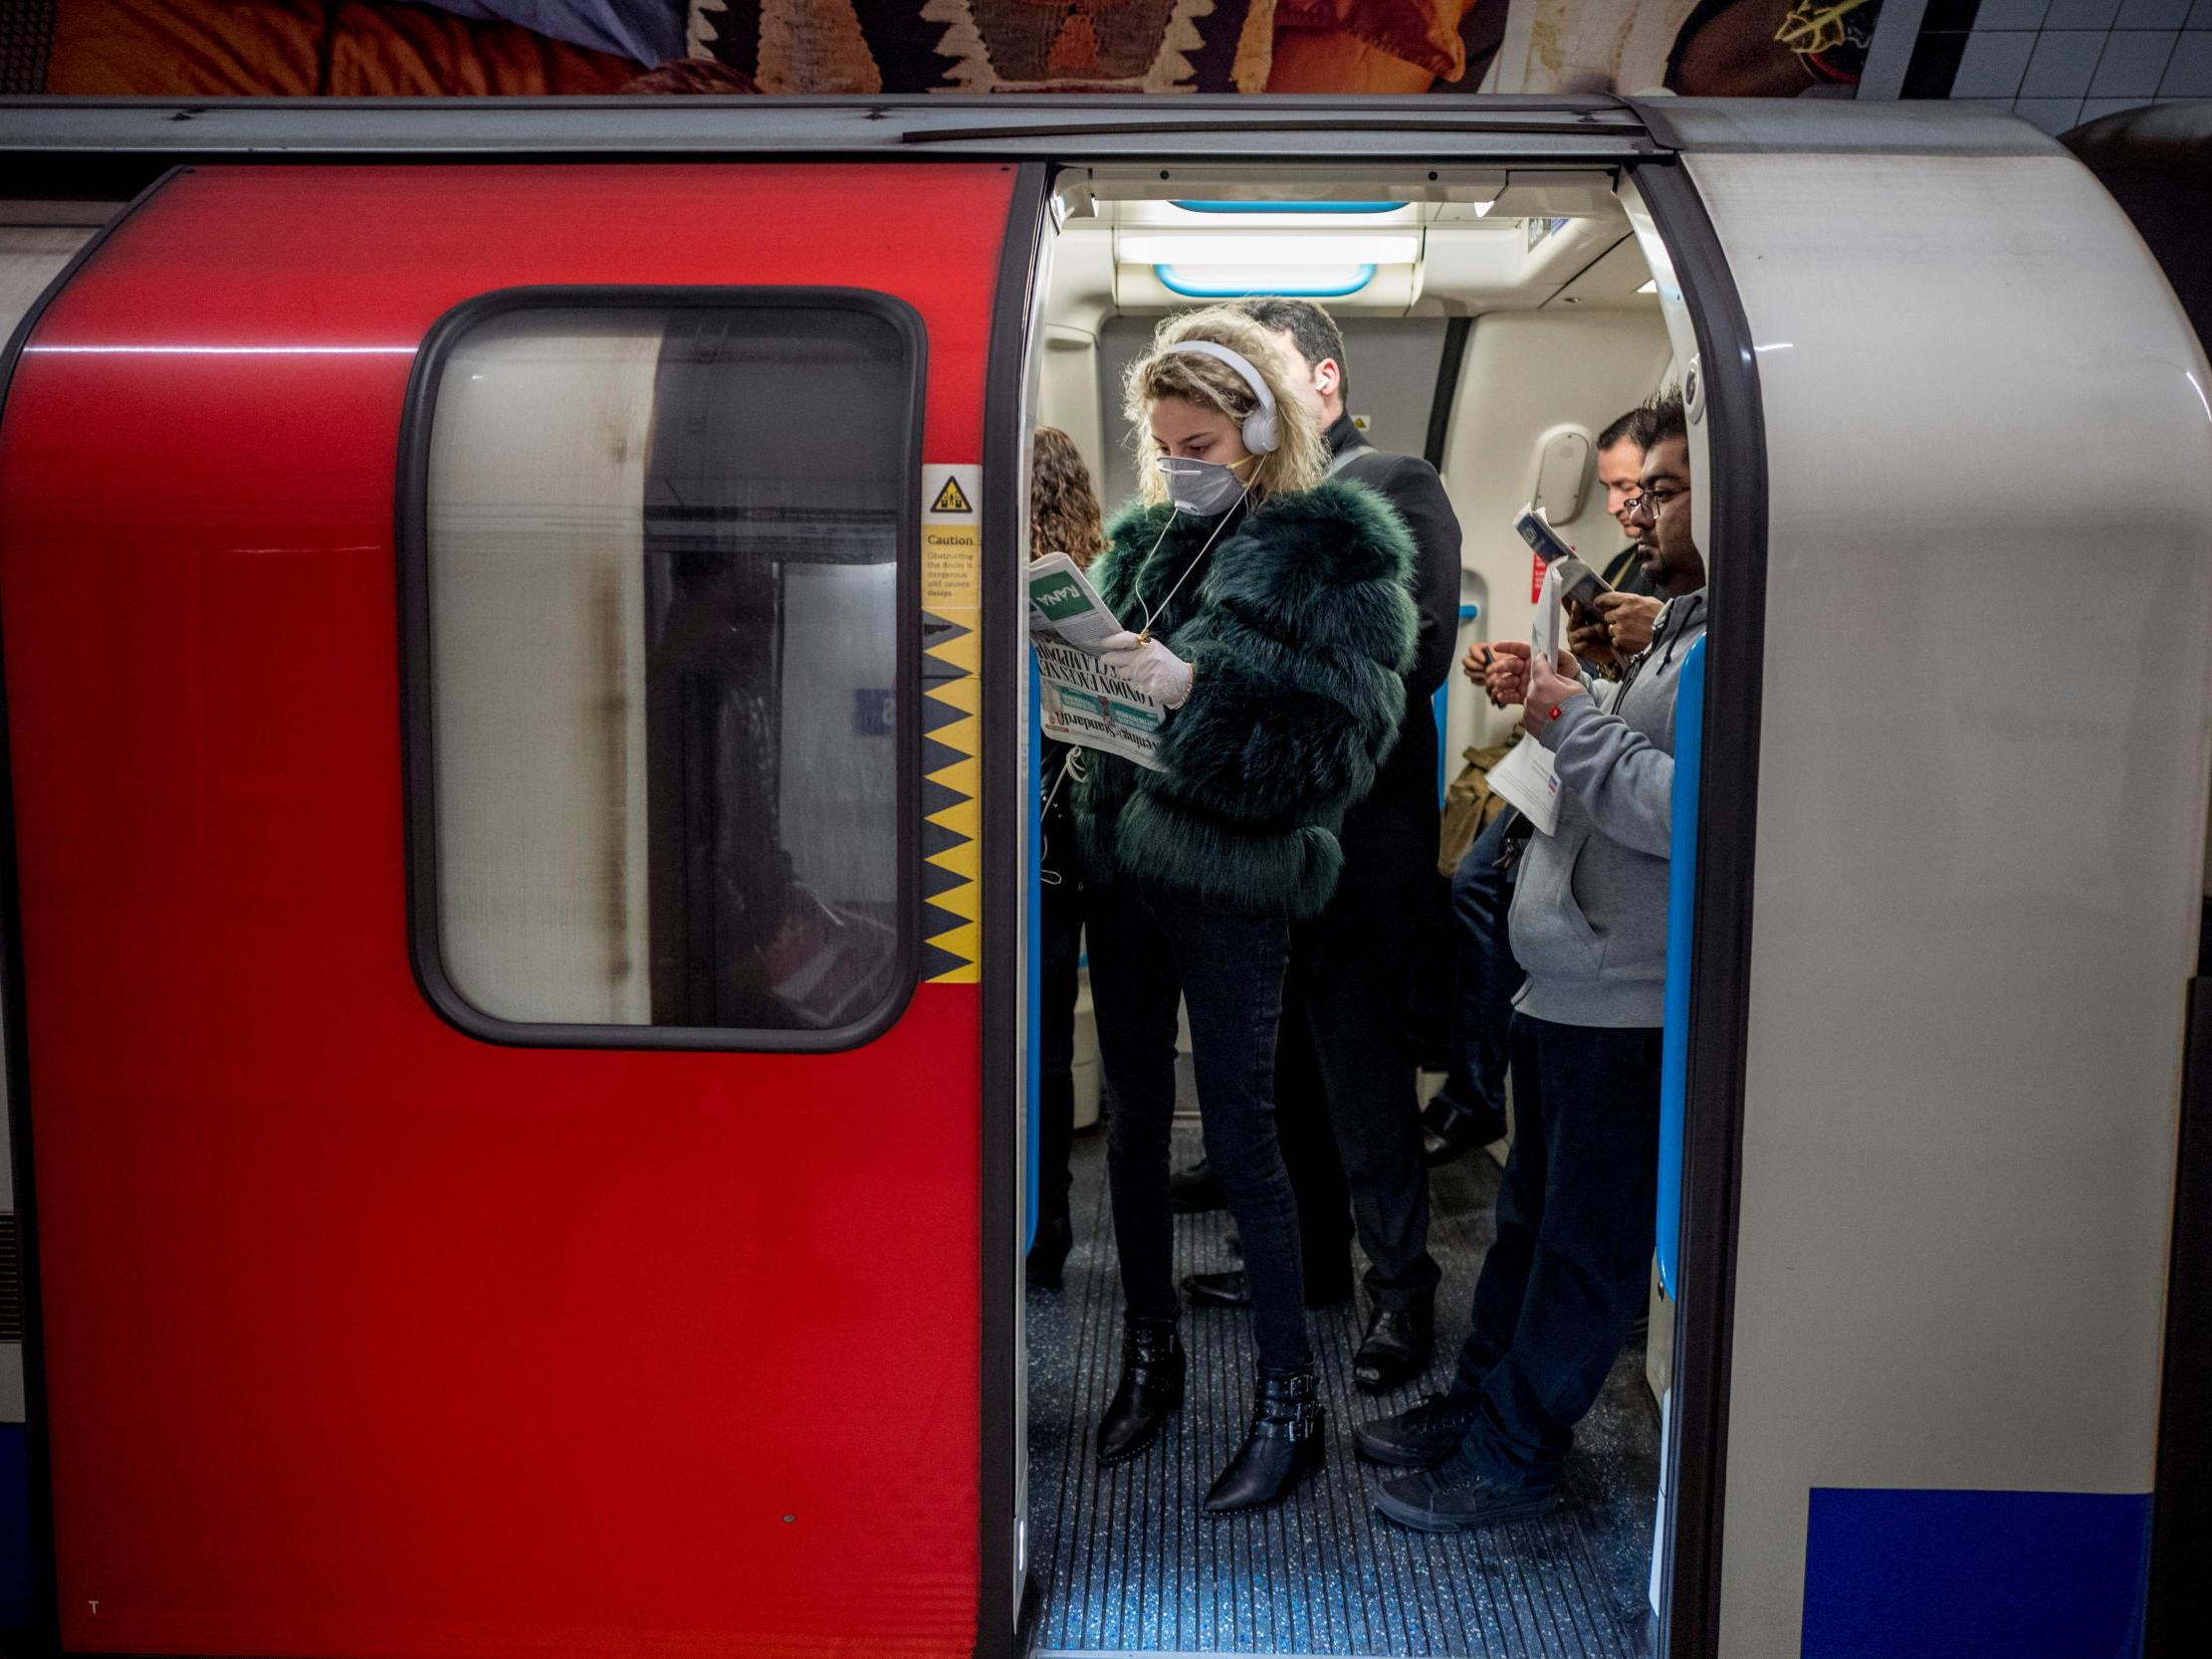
left=928, top=796, right=980, bottom=842
left=925, top=629, right=981, bottom=676
left=919, top=602, right=979, bottom=983
left=929, top=750, right=979, bottom=787
left=924, top=880, right=983, bottom=926
left=927, top=715, right=981, bottom=759
left=926, top=920, right=981, bottom=973
left=928, top=841, right=980, bottom=881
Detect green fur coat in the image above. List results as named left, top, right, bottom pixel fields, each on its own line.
left=1073, top=480, right=1420, bottom=921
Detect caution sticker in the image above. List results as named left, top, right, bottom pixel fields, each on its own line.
left=919, top=464, right=983, bottom=985
left=930, top=472, right=976, bottom=516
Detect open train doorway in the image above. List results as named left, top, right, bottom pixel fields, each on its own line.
left=1013, top=156, right=1705, bottom=1658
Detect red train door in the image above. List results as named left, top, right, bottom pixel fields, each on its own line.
left=0, top=161, right=1035, bottom=1657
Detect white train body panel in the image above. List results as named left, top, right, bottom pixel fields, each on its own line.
left=1672, top=110, right=2212, bottom=1656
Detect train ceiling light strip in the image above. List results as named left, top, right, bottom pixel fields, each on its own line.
left=1169, top=199, right=1405, bottom=214
left=1155, top=263, right=1377, bottom=299
left=1117, top=231, right=1418, bottom=267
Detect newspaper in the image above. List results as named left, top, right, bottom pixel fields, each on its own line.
left=1026, top=550, right=1165, bottom=771
left=1483, top=563, right=1564, bottom=836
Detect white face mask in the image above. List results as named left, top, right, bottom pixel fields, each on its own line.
left=1156, top=453, right=1253, bottom=517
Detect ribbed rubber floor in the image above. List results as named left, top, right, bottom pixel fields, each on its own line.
left=1025, top=1114, right=1659, bottom=1658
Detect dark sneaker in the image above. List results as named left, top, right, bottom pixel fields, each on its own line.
left=1373, top=1463, right=1559, bottom=1534
left=1353, top=1393, right=1481, bottom=1467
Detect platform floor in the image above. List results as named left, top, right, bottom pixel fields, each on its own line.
left=1024, top=1118, right=1659, bottom=1658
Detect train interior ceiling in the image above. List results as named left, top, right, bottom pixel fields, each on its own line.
left=1019, top=163, right=1679, bottom=1657
left=1034, top=164, right=1675, bottom=768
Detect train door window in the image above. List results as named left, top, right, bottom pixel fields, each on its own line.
left=404, top=292, right=924, bottom=1047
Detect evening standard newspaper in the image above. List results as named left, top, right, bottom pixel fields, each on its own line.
left=1026, top=551, right=1165, bottom=771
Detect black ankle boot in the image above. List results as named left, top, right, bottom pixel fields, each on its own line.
left=1026, top=1214, right=1073, bottom=1290
left=1096, top=1317, right=1185, bottom=1466
left=1204, top=1362, right=1324, bottom=1513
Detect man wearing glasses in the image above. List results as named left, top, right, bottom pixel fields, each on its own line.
left=1360, top=388, right=1709, bottom=1533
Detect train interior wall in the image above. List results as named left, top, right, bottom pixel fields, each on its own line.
left=1021, top=165, right=1682, bottom=1657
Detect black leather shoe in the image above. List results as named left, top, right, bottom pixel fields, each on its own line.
left=1096, top=1318, right=1184, bottom=1466
left=1182, top=1268, right=1355, bottom=1312
left=1353, top=1393, right=1480, bottom=1467
left=1169, top=1156, right=1226, bottom=1213
left=1373, top=1461, right=1559, bottom=1534
left=1422, top=1095, right=1505, bottom=1166
left=1353, top=1303, right=1435, bottom=1392
left=1026, top=1215, right=1073, bottom=1291
left=1182, top=1269, right=1249, bottom=1308
left=1204, top=1364, right=1324, bottom=1514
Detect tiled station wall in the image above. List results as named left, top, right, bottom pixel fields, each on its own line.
left=1894, top=0, right=2212, bottom=134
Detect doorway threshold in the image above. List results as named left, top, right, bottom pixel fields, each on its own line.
left=1025, top=1128, right=1659, bottom=1657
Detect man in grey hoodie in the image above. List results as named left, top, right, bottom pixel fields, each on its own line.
left=1360, top=390, right=1708, bottom=1532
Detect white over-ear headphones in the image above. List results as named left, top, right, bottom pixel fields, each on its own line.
left=1163, top=340, right=1280, bottom=455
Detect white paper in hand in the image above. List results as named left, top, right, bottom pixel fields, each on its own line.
left=1528, top=559, right=1563, bottom=671
left=1026, top=552, right=1166, bottom=770
left=1484, top=730, right=1561, bottom=837
left=1026, top=551, right=1124, bottom=651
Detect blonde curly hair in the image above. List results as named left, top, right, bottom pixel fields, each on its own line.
left=1122, top=306, right=1328, bottom=508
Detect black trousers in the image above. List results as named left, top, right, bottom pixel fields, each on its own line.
left=1089, top=883, right=1310, bottom=1371
left=1445, top=1013, right=1662, bottom=1487
left=1034, top=867, right=1087, bottom=1230
left=1434, top=806, right=1522, bottom=1125
left=1273, top=823, right=1440, bottom=1312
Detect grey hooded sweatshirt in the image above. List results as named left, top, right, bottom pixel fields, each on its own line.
left=1508, top=589, right=1708, bottom=1028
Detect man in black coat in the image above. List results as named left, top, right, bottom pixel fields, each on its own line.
left=1177, top=298, right=1461, bottom=1390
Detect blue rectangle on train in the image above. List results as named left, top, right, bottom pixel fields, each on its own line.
left=1802, top=1486, right=2149, bottom=1657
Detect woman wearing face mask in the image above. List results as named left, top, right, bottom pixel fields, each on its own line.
left=1074, top=308, right=1418, bottom=1513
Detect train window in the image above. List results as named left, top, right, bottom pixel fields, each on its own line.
left=402, top=291, right=923, bottom=1049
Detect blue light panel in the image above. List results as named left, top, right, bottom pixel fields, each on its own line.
left=1155, top=264, right=1377, bottom=300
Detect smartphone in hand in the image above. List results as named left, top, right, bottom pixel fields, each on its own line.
left=1513, top=507, right=1612, bottom=612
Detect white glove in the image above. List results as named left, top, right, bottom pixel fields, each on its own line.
left=1098, top=629, right=1194, bottom=710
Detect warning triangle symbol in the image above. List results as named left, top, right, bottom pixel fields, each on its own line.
left=931, top=476, right=975, bottom=515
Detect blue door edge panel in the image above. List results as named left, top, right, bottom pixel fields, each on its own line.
left=1802, top=1487, right=2151, bottom=1659
left=1432, top=603, right=1480, bottom=809
left=1657, top=636, right=1704, bottom=1298
left=1025, top=654, right=1042, bottom=1256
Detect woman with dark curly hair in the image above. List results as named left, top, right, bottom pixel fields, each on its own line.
left=1075, top=308, right=1418, bottom=1514
left=1027, top=426, right=1105, bottom=1291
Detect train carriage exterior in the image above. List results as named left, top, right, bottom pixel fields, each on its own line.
left=0, top=95, right=2206, bottom=1659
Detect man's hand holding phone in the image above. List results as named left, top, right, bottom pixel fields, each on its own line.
left=1594, top=591, right=1663, bottom=659
left=1566, top=600, right=1619, bottom=673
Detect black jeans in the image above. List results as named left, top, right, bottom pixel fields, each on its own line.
left=1435, top=807, right=1523, bottom=1125
left=1273, top=826, right=1439, bottom=1311
left=1035, top=867, right=1088, bottom=1231
left=1088, top=883, right=1309, bottom=1372
left=1445, top=1013, right=1662, bottom=1487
